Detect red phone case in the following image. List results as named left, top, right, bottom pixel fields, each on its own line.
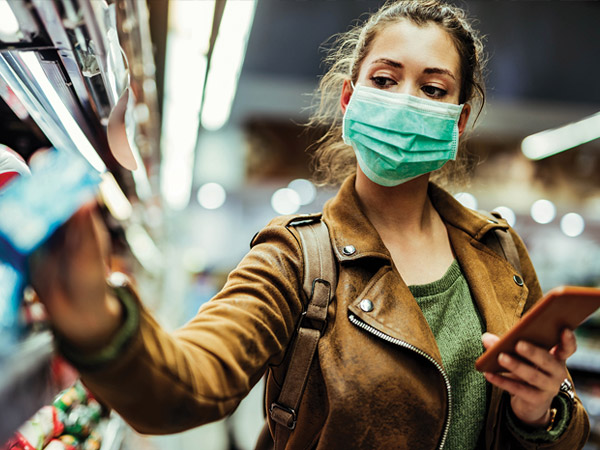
left=475, top=286, right=600, bottom=373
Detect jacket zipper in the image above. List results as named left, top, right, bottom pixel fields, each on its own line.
left=348, top=313, right=452, bottom=450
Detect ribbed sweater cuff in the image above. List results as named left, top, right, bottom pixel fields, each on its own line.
left=506, top=395, right=571, bottom=443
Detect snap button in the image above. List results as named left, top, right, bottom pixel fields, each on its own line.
left=513, top=275, right=524, bottom=286
left=359, top=299, right=374, bottom=312
left=342, top=245, right=356, bottom=256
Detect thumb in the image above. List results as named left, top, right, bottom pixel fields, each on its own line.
left=482, top=332, right=500, bottom=350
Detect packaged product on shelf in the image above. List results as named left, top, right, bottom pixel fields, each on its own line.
left=57, top=435, right=79, bottom=446
left=0, top=145, right=32, bottom=350
left=44, top=439, right=76, bottom=450
left=53, top=381, right=88, bottom=413
left=0, top=144, right=30, bottom=189
left=63, top=403, right=101, bottom=439
left=0, top=148, right=101, bottom=256
left=0, top=148, right=101, bottom=343
left=12, top=405, right=64, bottom=450
left=0, top=260, right=25, bottom=349
left=3, top=379, right=109, bottom=450
left=81, top=430, right=102, bottom=450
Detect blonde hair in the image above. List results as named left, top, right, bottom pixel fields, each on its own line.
left=307, top=0, right=487, bottom=187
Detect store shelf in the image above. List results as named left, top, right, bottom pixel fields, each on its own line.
left=568, top=345, right=600, bottom=374
left=0, top=330, right=54, bottom=444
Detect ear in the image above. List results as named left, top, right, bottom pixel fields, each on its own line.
left=458, top=103, right=471, bottom=137
left=340, top=79, right=353, bottom=114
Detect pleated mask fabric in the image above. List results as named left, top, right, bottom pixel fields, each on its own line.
left=342, top=84, right=464, bottom=187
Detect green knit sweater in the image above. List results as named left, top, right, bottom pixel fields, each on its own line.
left=409, top=259, right=487, bottom=449
left=409, top=260, right=569, bottom=449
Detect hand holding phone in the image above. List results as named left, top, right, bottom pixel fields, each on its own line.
left=476, top=285, right=600, bottom=373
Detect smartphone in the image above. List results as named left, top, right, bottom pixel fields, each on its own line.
left=475, top=285, right=600, bottom=373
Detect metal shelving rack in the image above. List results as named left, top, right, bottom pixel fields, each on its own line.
left=0, top=1, right=162, bottom=447
left=0, top=331, right=54, bottom=444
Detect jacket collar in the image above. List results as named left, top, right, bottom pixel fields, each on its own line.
left=427, top=182, right=509, bottom=240
left=323, top=174, right=508, bottom=264
left=323, top=175, right=390, bottom=263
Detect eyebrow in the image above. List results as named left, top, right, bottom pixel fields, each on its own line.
left=372, top=58, right=457, bottom=81
left=423, top=67, right=456, bottom=81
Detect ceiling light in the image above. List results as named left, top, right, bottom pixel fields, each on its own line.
left=522, top=111, right=600, bottom=160
left=530, top=199, right=556, bottom=224
left=160, top=0, right=215, bottom=211
left=201, top=0, right=257, bottom=130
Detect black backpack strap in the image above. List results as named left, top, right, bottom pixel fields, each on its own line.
left=484, top=212, right=522, bottom=276
left=268, top=219, right=336, bottom=449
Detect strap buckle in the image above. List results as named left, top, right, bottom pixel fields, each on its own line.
left=298, top=310, right=327, bottom=335
left=298, top=278, right=330, bottom=335
left=269, top=403, right=297, bottom=430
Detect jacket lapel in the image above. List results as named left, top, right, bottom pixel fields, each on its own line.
left=323, top=176, right=529, bottom=366
left=429, top=183, right=529, bottom=336
left=347, top=265, right=444, bottom=366
left=324, top=175, right=443, bottom=365
left=446, top=224, right=528, bottom=336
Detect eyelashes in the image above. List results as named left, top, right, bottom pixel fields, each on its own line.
left=370, top=76, right=396, bottom=88
left=422, top=85, right=447, bottom=99
left=369, top=76, right=448, bottom=99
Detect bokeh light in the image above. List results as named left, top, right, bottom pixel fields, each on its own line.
left=560, top=213, right=585, bottom=237
left=492, top=206, right=516, bottom=227
left=197, top=182, right=226, bottom=210
left=454, top=192, right=478, bottom=210
left=530, top=199, right=556, bottom=224
left=288, top=178, right=316, bottom=206
left=271, top=188, right=301, bottom=215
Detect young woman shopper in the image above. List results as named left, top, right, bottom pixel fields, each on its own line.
left=30, top=1, right=590, bottom=448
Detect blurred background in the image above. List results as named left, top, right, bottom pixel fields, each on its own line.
left=0, top=0, right=599, bottom=449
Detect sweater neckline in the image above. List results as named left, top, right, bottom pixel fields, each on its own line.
left=408, top=259, right=462, bottom=298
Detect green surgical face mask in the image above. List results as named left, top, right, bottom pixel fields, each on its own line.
left=342, top=83, right=464, bottom=187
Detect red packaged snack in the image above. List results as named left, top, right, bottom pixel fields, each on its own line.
left=13, top=406, right=64, bottom=450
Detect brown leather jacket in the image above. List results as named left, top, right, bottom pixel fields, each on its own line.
left=78, top=175, right=589, bottom=449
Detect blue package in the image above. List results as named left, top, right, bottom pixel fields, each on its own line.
left=0, top=148, right=101, bottom=342
left=0, top=260, right=24, bottom=329
left=0, top=149, right=101, bottom=255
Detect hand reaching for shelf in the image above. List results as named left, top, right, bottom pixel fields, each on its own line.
left=29, top=203, right=123, bottom=352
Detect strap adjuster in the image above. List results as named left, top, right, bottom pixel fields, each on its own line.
left=270, top=402, right=297, bottom=430
left=297, top=278, right=330, bottom=334
left=298, top=310, right=327, bottom=334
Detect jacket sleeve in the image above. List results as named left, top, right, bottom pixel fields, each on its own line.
left=500, top=228, right=590, bottom=449
left=68, top=220, right=305, bottom=435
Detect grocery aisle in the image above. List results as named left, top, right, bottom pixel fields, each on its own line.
left=119, top=380, right=265, bottom=450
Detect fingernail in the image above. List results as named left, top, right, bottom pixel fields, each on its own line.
left=499, top=353, right=509, bottom=363
left=517, top=341, right=529, bottom=352
left=565, top=329, right=574, bottom=338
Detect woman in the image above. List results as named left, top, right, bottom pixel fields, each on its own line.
left=31, top=1, right=589, bottom=448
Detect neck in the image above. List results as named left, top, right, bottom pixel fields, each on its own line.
left=354, top=169, right=435, bottom=236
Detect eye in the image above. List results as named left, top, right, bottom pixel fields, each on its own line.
left=422, top=85, right=447, bottom=99
left=370, top=76, right=396, bottom=89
